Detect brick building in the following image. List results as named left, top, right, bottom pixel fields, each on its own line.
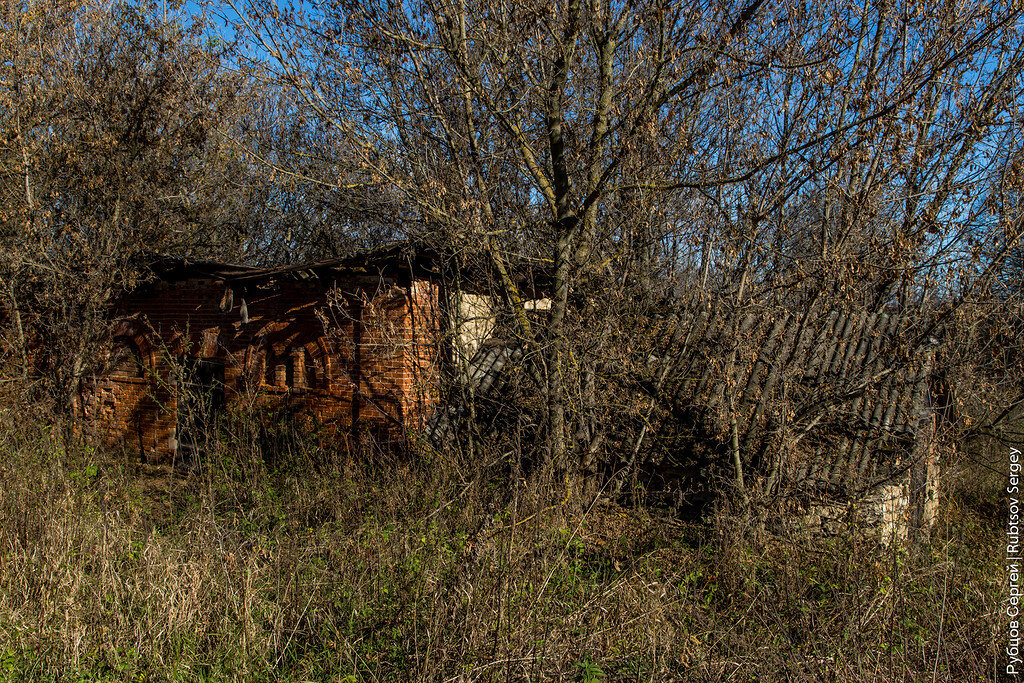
left=80, top=244, right=455, bottom=462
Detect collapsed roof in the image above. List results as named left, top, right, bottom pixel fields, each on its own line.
left=146, top=242, right=552, bottom=297
left=146, top=243, right=442, bottom=284
left=637, top=304, right=938, bottom=496
left=428, top=300, right=940, bottom=500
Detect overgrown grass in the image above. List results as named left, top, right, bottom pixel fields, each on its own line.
left=0, top=417, right=1003, bottom=681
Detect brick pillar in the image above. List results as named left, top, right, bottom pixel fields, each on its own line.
left=291, top=347, right=306, bottom=390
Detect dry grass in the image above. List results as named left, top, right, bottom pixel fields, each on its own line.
left=0, top=415, right=1004, bottom=681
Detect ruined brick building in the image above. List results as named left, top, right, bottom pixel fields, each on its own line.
left=80, top=244, right=463, bottom=462
left=5, top=240, right=944, bottom=542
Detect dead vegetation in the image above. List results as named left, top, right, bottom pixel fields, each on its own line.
left=0, top=0, right=1021, bottom=679
left=0, top=412, right=1003, bottom=681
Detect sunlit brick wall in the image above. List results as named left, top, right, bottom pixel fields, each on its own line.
left=81, top=273, right=445, bottom=462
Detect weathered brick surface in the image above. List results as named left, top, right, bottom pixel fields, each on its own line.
left=81, top=273, right=443, bottom=462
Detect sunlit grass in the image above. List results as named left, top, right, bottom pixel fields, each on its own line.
left=0, top=416, right=1002, bottom=681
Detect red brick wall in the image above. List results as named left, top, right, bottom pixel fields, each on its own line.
left=80, top=273, right=443, bottom=462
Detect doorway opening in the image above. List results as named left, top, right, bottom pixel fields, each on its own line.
left=175, top=357, right=225, bottom=466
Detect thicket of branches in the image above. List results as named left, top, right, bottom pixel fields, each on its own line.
left=229, top=0, right=1024, bottom=494
left=0, top=0, right=1022, bottom=500
left=0, top=0, right=244, bottom=407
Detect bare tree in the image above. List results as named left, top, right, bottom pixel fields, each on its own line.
left=229, top=0, right=1023, bottom=493
left=0, top=0, right=251, bottom=412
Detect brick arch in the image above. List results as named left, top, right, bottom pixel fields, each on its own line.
left=109, top=336, right=146, bottom=378
left=244, top=335, right=331, bottom=392
left=239, top=341, right=266, bottom=393
left=308, top=338, right=332, bottom=392
left=109, top=320, right=156, bottom=374
left=264, top=342, right=290, bottom=388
